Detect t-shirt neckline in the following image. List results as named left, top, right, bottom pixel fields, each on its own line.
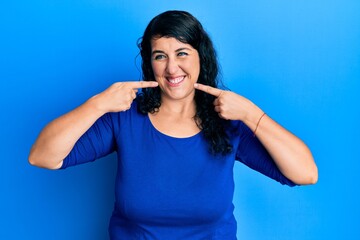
left=146, top=113, right=201, bottom=140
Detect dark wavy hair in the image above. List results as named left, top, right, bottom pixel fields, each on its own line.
left=137, top=10, right=232, bottom=155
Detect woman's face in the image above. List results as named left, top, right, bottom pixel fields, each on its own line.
left=150, top=36, right=200, bottom=101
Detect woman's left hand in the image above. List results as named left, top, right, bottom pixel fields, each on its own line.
left=194, top=82, right=318, bottom=185
left=194, top=83, right=260, bottom=121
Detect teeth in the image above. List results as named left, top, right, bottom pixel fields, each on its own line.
left=168, top=76, right=184, bottom=84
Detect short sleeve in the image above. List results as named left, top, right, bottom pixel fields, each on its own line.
left=234, top=121, right=297, bottom=187
left=60, top=113, right=116, bottom=169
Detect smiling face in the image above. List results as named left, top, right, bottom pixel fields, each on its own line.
left=151, top=37, right=200, bottom=101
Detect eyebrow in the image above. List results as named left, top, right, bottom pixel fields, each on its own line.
left=152, top=47, right=192, bottom=55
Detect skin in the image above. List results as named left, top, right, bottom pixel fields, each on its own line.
left=29, top=36, right=318, bottom=185
left=148, top=37, right=201, bottom=138
left=151, top=37, right=200, bottom=102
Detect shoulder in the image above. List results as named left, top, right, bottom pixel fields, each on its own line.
left=107, top=99, right=144, bottom=118
left=224, top=120, right=254, bottom=143
left=100, top=100, right=145, bottom=132
left=225, top=120, right=247, bottom=133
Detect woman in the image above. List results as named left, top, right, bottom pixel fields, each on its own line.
left=29, top=10, right=318, bottom=239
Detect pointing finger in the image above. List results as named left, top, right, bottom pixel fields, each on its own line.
left=194, top=83, right=222, bottom=97
left=128, top=81, right=158, bottom=89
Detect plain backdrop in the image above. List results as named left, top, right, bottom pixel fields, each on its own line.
left=1, top=0, right=359, bottom=239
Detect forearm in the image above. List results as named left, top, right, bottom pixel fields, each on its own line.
left=243, top=106, right=318, bottom=185
left=28, top=96, right=105, bottom=169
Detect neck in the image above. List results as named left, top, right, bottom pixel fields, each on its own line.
left=159, top=96, right=196, bottom=118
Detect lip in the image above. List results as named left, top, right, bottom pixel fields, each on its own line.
left=166, top=76, right=186, bottom=87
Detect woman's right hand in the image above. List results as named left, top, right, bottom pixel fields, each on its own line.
left=92, top=81, right=158, bottom=114
left=28, top=81, right=158, bottom=169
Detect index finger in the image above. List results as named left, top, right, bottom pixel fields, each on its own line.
left=194, top=83, right=222, bottom=97
left=128, top=81, right=158, bottom=89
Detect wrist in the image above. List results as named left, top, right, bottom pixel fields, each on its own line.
left=85, top=94, right=108, bottom=117
left=243, top=105, right=265, bottom=132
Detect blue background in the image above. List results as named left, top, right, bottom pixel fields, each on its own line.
left=1, top=0, right=359, bottom=239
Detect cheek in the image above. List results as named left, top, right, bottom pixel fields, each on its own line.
left=151, top=61, right=165, bottom=75
left=190, top=59, right=200, bottom=78
left=151, top=62, right=163, bottom=77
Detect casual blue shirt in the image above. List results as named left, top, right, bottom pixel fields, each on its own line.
left=61, top=101, right=295, bottom=239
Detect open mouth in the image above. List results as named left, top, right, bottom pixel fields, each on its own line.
left=166, top=76, right=185, bottom=87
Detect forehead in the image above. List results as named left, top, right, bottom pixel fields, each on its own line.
left=150, top=36, right=194, bottom=51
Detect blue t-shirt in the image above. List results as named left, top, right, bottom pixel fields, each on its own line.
left=61, top=101, right=295, bottom=239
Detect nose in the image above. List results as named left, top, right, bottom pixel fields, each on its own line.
left=165, top=57, right=179, bottom=75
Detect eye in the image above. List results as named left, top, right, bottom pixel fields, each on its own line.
left=177, top=52, right=188, bottom=57
left=154, top=54, right=166, bottom=60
